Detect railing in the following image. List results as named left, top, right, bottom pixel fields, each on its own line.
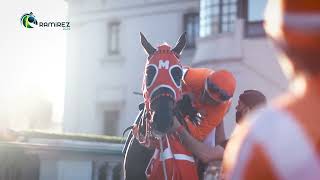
left=0, top=132, right=125, bottom=180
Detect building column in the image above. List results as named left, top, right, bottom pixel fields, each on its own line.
left=92, top=161, right=104, bottom=180
left=120, top=163, right=124, bottom=180
left=106, top=162, right=117, bottom=180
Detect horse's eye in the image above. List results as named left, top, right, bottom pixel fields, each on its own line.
left=170, top=66, right=182, bottom=87
left=146, top=65, right=157, bottom=88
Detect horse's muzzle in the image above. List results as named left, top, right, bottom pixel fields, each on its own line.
left=150, top=87, right=175, bottom=136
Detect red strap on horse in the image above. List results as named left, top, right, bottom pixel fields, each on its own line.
left=146, top=135, right=199, bottom=180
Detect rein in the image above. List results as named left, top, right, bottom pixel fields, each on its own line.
left=159, top=137, right=169, bottom=180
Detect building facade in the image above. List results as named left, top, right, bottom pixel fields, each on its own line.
left=193, top=0, right=288, bottom=134
left=64, top=0, right=200, bottom=135
left=64, top=0, right=288, bottom=136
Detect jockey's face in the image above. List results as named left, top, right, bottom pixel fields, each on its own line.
left=235, top=100, right=250, bottom=124
left=200, top=88, right=223, bottom=106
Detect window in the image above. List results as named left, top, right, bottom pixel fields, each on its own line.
left=242, top=0, right=268, bottom=37
left=184, top=12, right=199, bottom=48
left=248, top=0, right=267, bottom=22
left=103, top=110, right=119, bottom=135
left=221, top=0, right=237, bottom=32
left=200, top=0, right=238, bottom=37
left=108, top=22, right=120, bottom=55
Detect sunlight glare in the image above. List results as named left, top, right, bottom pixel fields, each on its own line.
left=0, top=0, right=67, bottom=129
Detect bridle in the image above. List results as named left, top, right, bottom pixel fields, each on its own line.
left=134, top=32, right=188, bottom=180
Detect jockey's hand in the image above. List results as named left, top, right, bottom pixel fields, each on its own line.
left=213, top=145, right=225, bottom=159
left=192, top=112, right=203, bottom=126
left=168, top=117, right=182, bottom=133
left=172, top=117, right=182, bottom=129
left=176, top=94, right=202, bottom=126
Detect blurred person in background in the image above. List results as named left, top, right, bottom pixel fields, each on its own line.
left=235, top=90, right=267, bottom=125
left=222, top=0, right=320, bottom=179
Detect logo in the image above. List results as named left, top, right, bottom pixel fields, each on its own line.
left=20, top=12, right=71, bottom=30
left=21, top=12, right=38, bottom=28
left=158, top=60, right=169, bottom=69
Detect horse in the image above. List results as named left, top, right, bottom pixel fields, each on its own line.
left=123, top=32, right=199, bottom=180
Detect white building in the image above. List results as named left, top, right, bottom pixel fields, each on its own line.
left=193, top=0, right=288, bottom=134
left=64, top=0, right=200, bottom=135
left=64, top=0, right=288, bottom=136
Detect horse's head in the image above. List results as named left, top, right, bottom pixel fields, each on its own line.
left=140, top=32, right=186, bottom=137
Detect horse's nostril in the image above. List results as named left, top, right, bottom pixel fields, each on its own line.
left=149, top=86, right=175, bottom=135
left=152, top=124, right=169, bottom=137
left=151, top=124, right=166, bottom=138
left=152, top=111, right=172, bottom=134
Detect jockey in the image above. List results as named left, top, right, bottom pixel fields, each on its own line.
left=172, top=68, right=236, bottom=170
left=222, top=0, right=320, bottom=179
left=181, top=68, right=236, bottom=142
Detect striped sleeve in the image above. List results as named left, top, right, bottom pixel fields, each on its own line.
left=222, top=122, right=279, bottom=180
left=222, top=106, right=320, bottom=180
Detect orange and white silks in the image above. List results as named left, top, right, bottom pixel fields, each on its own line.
left=182, top=68, right=232, bottom=141
left=222, top=107, right=320, bottom=180
left=146, top=134, right=199, bottom=180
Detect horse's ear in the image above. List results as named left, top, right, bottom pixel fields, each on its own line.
left=172, top=32, right=187, bottom=56
left=140, top=32, right=156, bottom=57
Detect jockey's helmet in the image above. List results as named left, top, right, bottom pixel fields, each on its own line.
left=264, top=0, right=320, bottom=74
left=204, top=70, right=236, bottom=103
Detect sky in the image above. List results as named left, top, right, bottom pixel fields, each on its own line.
left=0, top=0, right=67, bottom=125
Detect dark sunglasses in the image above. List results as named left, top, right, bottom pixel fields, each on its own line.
left=202, top=89, right=221, bottom=105
left=206, top=78, right=232, bottom=101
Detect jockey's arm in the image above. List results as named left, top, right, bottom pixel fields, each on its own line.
left=172, top=118, right=224, bottom=164
left=215, top=120, right=226, bottom=146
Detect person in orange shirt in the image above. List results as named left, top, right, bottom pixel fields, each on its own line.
left=179, top=68, right=236, bottom=179
left=180, top=68, right=236, bottom=143
left=172, top=67, right=236, bottom=179
left=222, top=1, right=320, bottom=179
